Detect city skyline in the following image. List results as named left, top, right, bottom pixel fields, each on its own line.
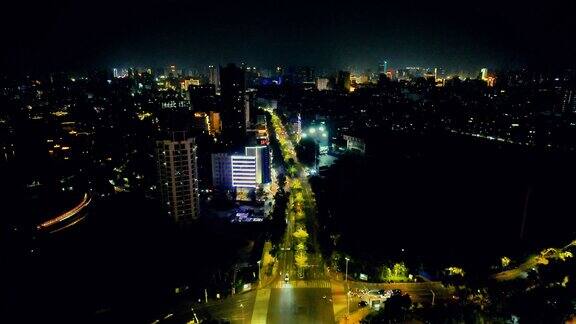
left=3, top=51, right=576, bottom=323
left=3, top=1, right=576, bottom=323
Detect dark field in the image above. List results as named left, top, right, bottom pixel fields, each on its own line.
left=313, top=131, right=576, bottom=273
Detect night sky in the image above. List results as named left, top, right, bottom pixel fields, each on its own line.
left=2, top=0, right=575, bottom=73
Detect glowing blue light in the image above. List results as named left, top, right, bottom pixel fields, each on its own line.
left=309, top=128, right=316, bottom=134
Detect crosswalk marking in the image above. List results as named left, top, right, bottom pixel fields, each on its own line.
left=274, top=280, right=331, bottom=289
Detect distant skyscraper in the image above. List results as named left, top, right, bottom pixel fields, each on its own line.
left=282, top=66, right=315, bottom=84
left=112, top=68, right=128, bottom=78
left=209, top=111, right=222, bottom=135
left=351, top=74, right=369, bottom=85
left=244, top=66, right=260, bottom=88
left=275, top=66, right=283, bottom=77
left=244, top=89, right=257, bottom=130
left=481, top=68, right=488, bottom=81
left=188, top=84, right=216, bottom=112
left=297, top=66, right=315, bottom=83
left=336, top=71, right=351, bottom=92
left=192, top=112, right=210, bottom=132
left=168, top=65, right=179, bottom=77
left=220, top=63, right=247, bottom=132
left=156, top=133, right=200, bottom=223
left=424, top=70, right=435, bottom=82
left=378, top=60, right=388, bottom=75
left=208, top=65, right=220, bottom=90
left=181, top=78, right=201, bottom=91
left=316, top=78, right=329, bottom=91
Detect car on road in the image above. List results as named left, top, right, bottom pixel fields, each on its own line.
left=284, top=274, right=289, bottom=283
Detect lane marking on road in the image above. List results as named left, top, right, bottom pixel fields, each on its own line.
left=275, top=280, right=331, bottom=289
left=251, top=288, right=271, bottom=324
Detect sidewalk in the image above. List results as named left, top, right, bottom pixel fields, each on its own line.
left=337, top=308, right=371, bottom=324
left=258, top=241, right=278, bottom=289
left=331, top=279, right=347, bottom=321
left=329, top=270, right=451, bottom=303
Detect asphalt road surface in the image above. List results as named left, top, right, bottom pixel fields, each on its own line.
left=267, top=287, right=335, bottom=324
left=160, top=290, right=257, bottom=324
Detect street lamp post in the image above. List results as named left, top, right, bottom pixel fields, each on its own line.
left=345, top=257, right=350, bottom=317
left=232, top=266, right=237, bottom=295
left=346, top=290, right=351, bottom=320
left=191, top=307, right=199, bottom=323
left=257, top=260, right=262, bottom=287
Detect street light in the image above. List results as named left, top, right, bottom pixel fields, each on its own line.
left=190, top=307, right=199, bottom=323
left=345, top=257, right=350, bottom=283
left=257, top=260, right=262, bottom=287
left=345, top=257, right=350, bottom=317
